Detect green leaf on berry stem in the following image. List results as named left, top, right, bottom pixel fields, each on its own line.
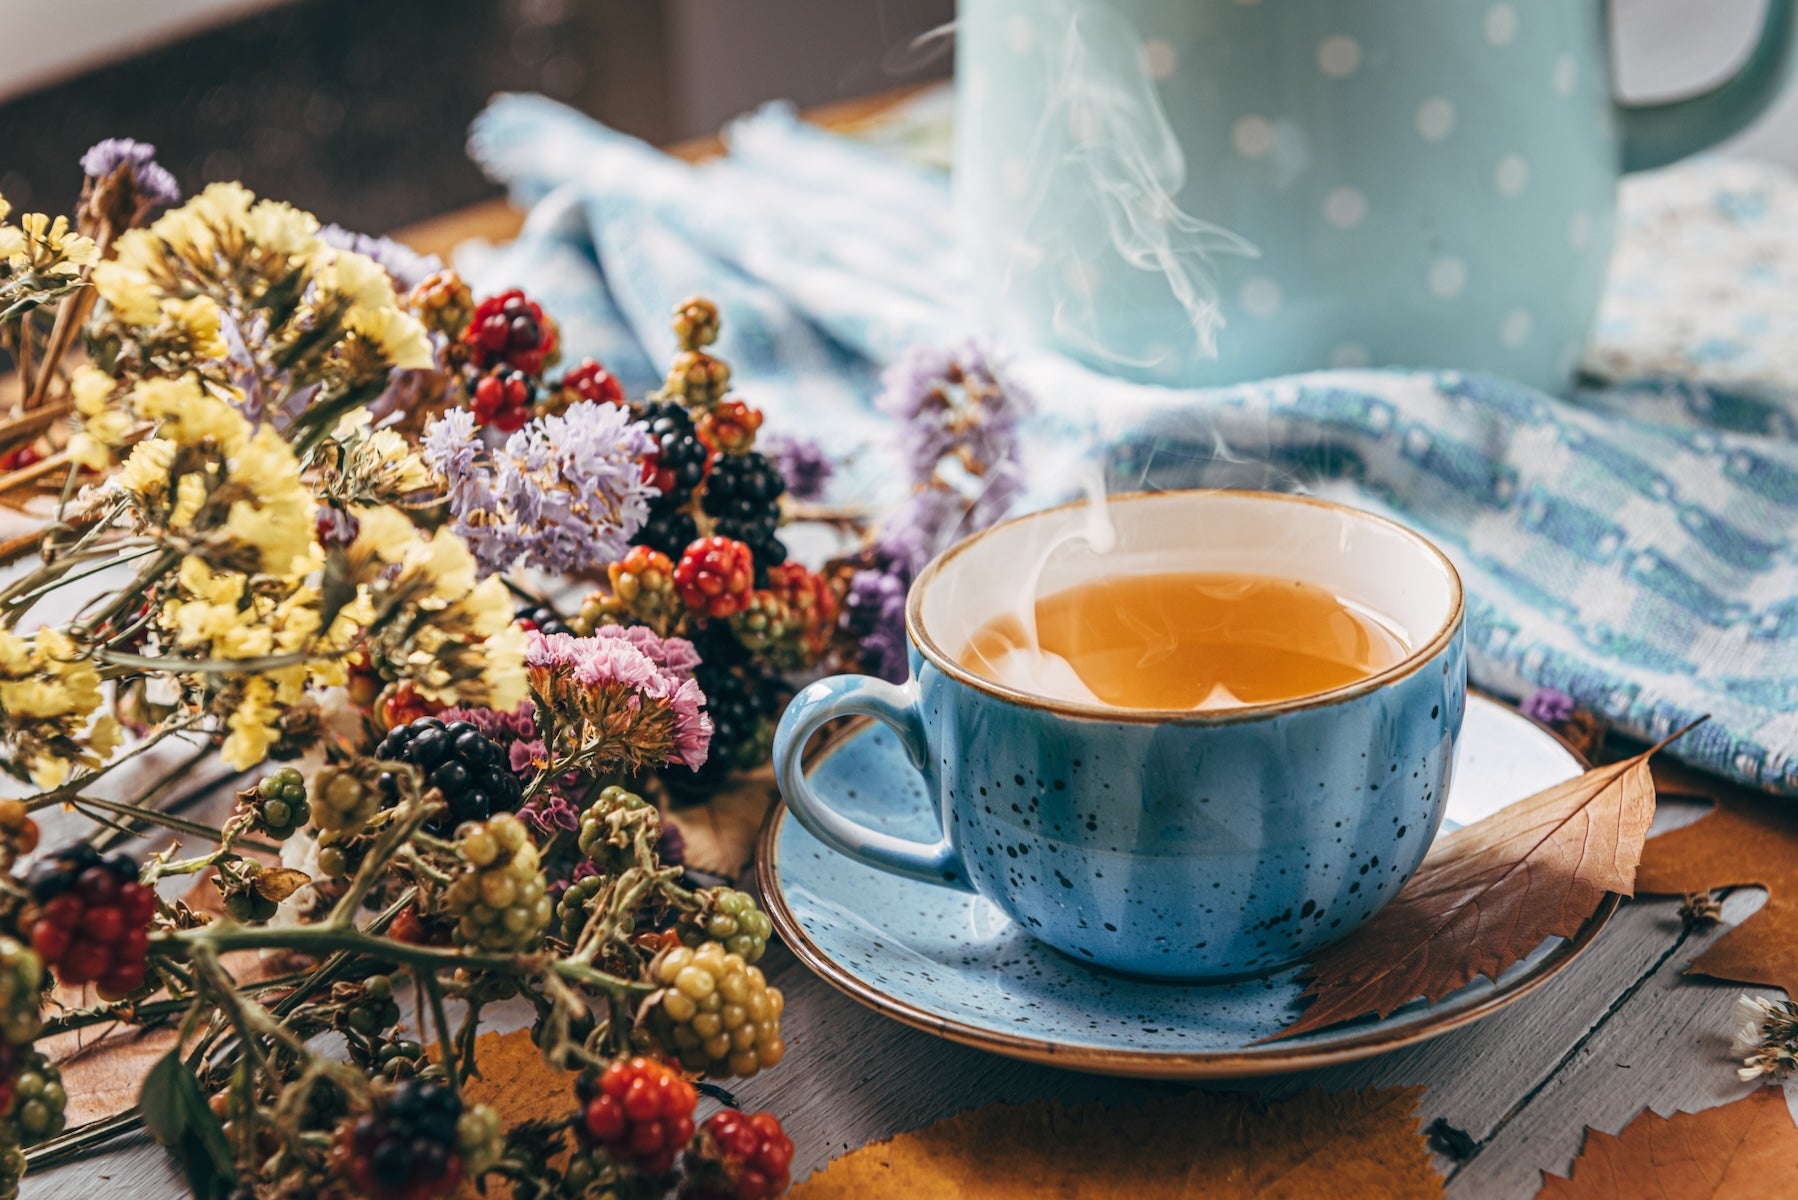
left=140, top=1048, right=237, bottom=1199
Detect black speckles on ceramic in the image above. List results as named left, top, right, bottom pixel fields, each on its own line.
left=919, top=629, right=1465, bottom=978
left=775, top=626, right=1465, bottom=979
left=769, top=695, right=1583, bottom=1060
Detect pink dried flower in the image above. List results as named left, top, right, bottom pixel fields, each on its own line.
left=525, top=629, right=712, bottom=773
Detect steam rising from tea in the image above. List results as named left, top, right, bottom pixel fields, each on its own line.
left=959, top=572, right=1407, bottom=711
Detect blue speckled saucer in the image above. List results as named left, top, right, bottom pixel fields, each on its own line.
left=758, top=695, right=1613, bottom=1079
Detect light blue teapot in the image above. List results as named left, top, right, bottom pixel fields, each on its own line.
left=955, top=0, right=1798, bottom=392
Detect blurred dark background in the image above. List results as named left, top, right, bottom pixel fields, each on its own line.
left=0, top=0, right=952, bottom=235
left=0, top=0, right=1790, bottom=238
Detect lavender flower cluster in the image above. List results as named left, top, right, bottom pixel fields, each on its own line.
left=843, top=341, right=1033, bottom=680
left=423, top=401, right=658, bottom=576
left=80, top=138, right=180, bottom=209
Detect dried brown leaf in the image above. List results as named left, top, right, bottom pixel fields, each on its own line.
left=251, top=867, right=313, bottom=902
left=1536, top=1088, right=1798, bottom=1199
left=790, top=1087, right=1441, bottom=1199
left=668, top=767, right=780, bottom=878
left=1266, top=740, right=1664, bottom=1041
left=1636, top=762, right=1798, bottom=993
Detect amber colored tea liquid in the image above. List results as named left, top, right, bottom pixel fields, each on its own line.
left=959, top=572, right=1408, bottom=711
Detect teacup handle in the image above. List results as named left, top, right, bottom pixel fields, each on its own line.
left=772, top=674, right=971, bottom=891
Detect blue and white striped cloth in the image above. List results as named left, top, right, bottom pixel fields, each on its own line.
left=462, top=93, right=1798, bottom=795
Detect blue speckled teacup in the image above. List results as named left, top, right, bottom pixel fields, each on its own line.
left=774, top=491, right=1466, bottom=980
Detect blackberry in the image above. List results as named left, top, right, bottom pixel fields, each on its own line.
left=648, top=941, right=785, bottom=1078
left=336, top=1079, right=464, bottom=1200
left=8, top=1049, right=66, bottom=1146
left=23, top=845, right=154, bottom=997
left=680, top=1109, right=795, bottom=1200
left=462, top=288, right=559, bottom=376
left=682, top=663, right=787, bottom=786
left=0, top=940, right=41, bottom=1047
left=244, top=766, right=310, bottom=840
left=376, top=717, right=524, bottom=833
left=576, top=786, right=662, bottom=874
left=574, top=1056, right=697, bottom=1175
left=637, top=400, right=712, bottom=506
left=445, top=814, right=552, bottom=953
left=674, top=537, right=755, bottom=619
left=679, top=888, right=774, bottom=964
left=702, top=452, right=785, bottom=552
left=513, top=602, right=573, bottom=638
left=635, top=503, right=700, bottom=559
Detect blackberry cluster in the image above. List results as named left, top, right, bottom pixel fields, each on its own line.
left=471, top=368, right=537, bottom=432
left=679, top=888, right=774, bottom=965
left=575, top=786, right=661, bottom=874
left=0, top=939, right=41, bottom=1048
left=635, top=504, right=700, bottom=560
left=23, top=845, right=153, bottom=997
left=375, top=718, right=523, bottom=834
left=445, top=814, right=552, bottom=953
left=638, top=401, right=713, bottom=506
left=5, top=1050, right=66, bottom=1146
left=680, top=1109, right=795, bottom=1200
left=513, top=602, right=573, bottom=638
left=649, top=941, right=786, bottom=1078
left=702, top=452, right=786, bottom=573
left=575, top=1056, right=697, bottom=1176
left=684, top=661, right=787, bottom=786
left=246, top=766, right=310, bottom=840
left=462, top=288, right=558, bottom=376
left=336, top=1079, right=464, bottom=1200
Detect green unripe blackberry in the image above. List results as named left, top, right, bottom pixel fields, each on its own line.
left=312, top=765, right=379, bottom=834
left=247, top=766, right=310, bottom=839
left=647, top=941, right=785, bottom=1079
left=679, top=887, right=774, bottom=964
left=0, top=940, right=42, bottom=1047
left=457, top=1102, right=504, bottom=1178
left=444, top=814, right=552, bottom=953
left=10, top=1051, right=65, bottom=1144
left=575, top=786, right=661, bottom=874
left=344, top=975, right=401, bottom=1036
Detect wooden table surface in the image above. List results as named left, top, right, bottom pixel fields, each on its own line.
left=25, top=86, right=1795, bottom=1199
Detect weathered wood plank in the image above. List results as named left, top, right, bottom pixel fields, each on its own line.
left=1445, top=886, right=1785, bottom=1198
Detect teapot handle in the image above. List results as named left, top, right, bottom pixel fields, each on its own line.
left=1620, top=0, right=1798, bottom=172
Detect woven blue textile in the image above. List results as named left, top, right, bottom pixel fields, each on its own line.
left=463, top=93, right=1798, bottom=795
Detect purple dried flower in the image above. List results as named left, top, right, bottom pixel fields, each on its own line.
left=1520, top=687, right=1577, bottom=727
left=873, top=485, right=967, bottom=580
left=320, top=224, right=443, bottom=292
left=423, top=401, right=656, bottom=575
left=519, top=792, right=581, bottom=839
left=842, top=564, right=910, bottom=683
left=876, top=339, right=1031, bottom=488
left=80, top=137, right=180, bottom=208
left=762, top=433, right=835, bottom=502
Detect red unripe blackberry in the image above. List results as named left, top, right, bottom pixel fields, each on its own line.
left=375, top=717, right=523, bottom=834
left=674, top=537, right=755, bottom=619
left=680, top=1109, right=795, bottom=1200
left=574, top=1056, right=697, bottom=1176
left=23, top=846, right=154, bottom=997
left=461, top=288, right=559, bottom=375
left=471, top=368, right=536, bottom=432
left=559, top=358, right=626, bottom=407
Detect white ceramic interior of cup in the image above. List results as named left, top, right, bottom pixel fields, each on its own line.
left=912, top=489, right=1462, bottom=718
